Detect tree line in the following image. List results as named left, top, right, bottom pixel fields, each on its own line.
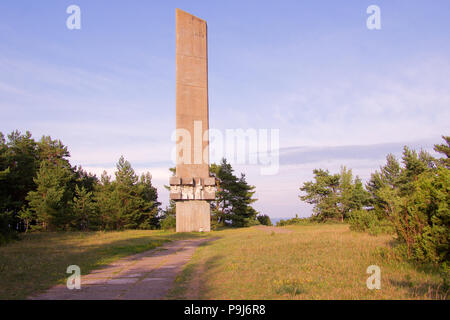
left=0, top=130, right=264, bottom=244
left=0, top=130, right=160, bottom=243
left=298, top=136, right=449, bottom=267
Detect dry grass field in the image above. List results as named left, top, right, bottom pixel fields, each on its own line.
left=0, top=230, right=209, bottom=299
left=0, top=225, right=446, bottom=300
left=168, top=224, right=446, bottom=300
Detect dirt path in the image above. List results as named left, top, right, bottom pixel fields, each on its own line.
left=30, top=238, right=212, bottom=300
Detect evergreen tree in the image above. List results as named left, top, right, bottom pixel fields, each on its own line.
left=72, top=185, right=97, bottom=230
left=398, top=147, right=431, bottom=195
left=135, top=172, right=161, bottom=229
left=300, top=169, right=340, bottom=221
left=257, top=214, right=272, bottom=226
left=0, top=132, right=12, bottom=239
left=351, top=176, right=371, bottom=211
left=210, top=158, right=258, bottom=227
left=26, top=160, right=74, bottom=230
left=0, top=131, right=39, bottom=231
left=300, top=167, right=369, bottom=221
left=94, top=170, right=117, bottom=230
left=231, top=174, right=258, bottom=227
left=433, top=135, right=450, bottom=168
left=113, top=156, right=141, bottom=229
left=366, top=153, right=401, bottom=219
left=406, top=167, right=449, bottom=263
left=37, top=136, right=70, bottom=165
left=358, top=137, right=449, bottom=264
left=24, top=135, right=74, bottom=230
left=73, top=166, right=98, bottom=193
left=210, top=159, right=237, bottom=225
left=338, top=166, right=354, bottom=222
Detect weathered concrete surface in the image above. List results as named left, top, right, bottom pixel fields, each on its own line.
left=30, top=238, right=211, bottom=300
left=175, top=8, right=209, bottom=178
left=174, top=8, right=212, bottom=233
left=176, top=201, right=211, bottom=232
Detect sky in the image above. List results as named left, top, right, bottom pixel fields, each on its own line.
left=0, top=1, right=449, bottom=219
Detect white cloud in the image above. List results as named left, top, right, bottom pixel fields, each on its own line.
left=264, top=57, right=450, bottom=148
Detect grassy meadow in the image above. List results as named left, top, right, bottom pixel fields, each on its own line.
left=0, top=230, right=209, bottom=299
left=0, top=224, right=446, bottom=300
left=168, top=224, right=447, bottom=300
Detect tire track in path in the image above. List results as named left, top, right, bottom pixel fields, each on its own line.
left=31, top=237, right=213, bottom=300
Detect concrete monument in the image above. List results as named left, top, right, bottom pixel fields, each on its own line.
left=170, top=9, right=216, bottom=232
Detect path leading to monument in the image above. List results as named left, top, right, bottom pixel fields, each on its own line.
left=31, top=238, right=213, bottom=300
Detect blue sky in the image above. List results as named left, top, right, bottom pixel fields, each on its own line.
left=1, top=1, right=449, bottom=219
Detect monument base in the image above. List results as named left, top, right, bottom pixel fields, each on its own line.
left=176, top=201, right=211, bottom=232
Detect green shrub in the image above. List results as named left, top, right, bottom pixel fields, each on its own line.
left=160, top=215, right=176, bottom=230
left=257, top=214, right=272, bottom=226
left=245, top=218, right=261, bottom=227
left=276, top=215, right=314, bottom=227
left=348, top=209, right=393, bottom=235
left=348, top=209, right=375, bottom=231
left=378, top=166, right=450, bottom=264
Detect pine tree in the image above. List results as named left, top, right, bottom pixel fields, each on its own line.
left=365, top=140, right=449, bottom=263
left=300, top=169, right=340, bottom=221
left=73, top=166, right=98, bottom=193
left=135, top=172, right=161, bottom=229
left=338, top=166, right=354, bottom=222
left=72, top=185, right=97, bottom=230
left=366, top=153, right=401, bottom=218
left=210, top=158, right=258, bottom=227
left=113, top=156, right=141, bottom=229
left=398, top=147, right=434, bottom=196
left=0, top=132, right=12, bottom=238
left=231, top=173, right=258, bottom=227
left=300, top=167, right=369, bottom=222
left=0, top=131, right=39, bottom=231
left=351, top=176, right=370, bottom=211
left=26, top=160, right=74, bottom=230
left=257, top=214, right=272, bottom=226
left=94, top=170, right=117, bottom=230
left=210, top=159, right=237, bottom=225
left=434, top=136, right=450, bottom=168
left=37, top=136, right=70, bottom=165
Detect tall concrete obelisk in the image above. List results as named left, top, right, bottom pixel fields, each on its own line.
left=170, top=9, right=215, bottom=232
